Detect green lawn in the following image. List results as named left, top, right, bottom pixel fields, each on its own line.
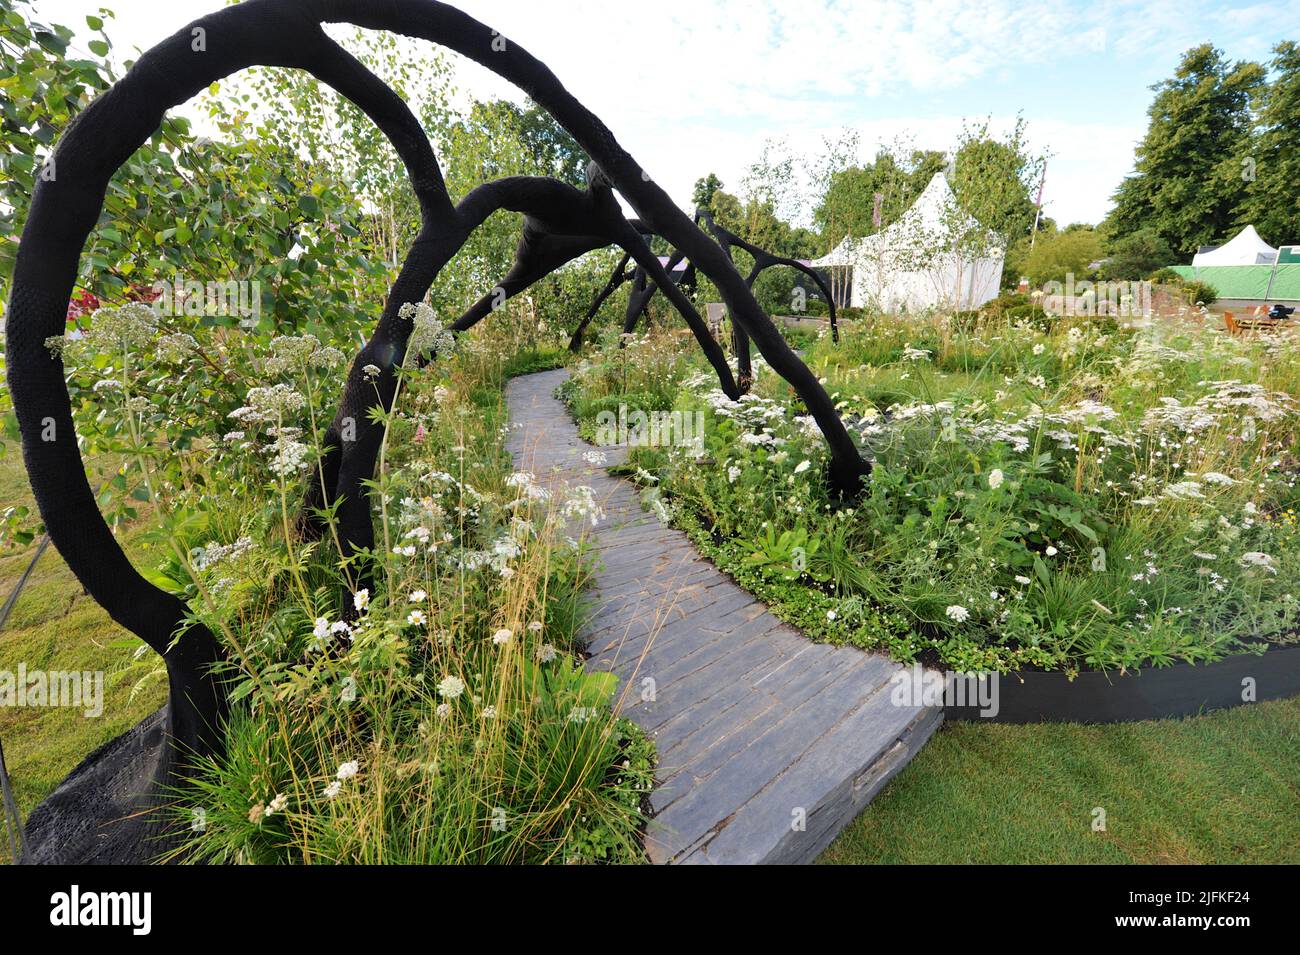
left=820, top=699, right=1300, bottom=864
left=0, top=455, right=167, bottom=865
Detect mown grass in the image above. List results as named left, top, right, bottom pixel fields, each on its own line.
left=820, top=698, right=1300, bottom=864
left=0, top=451, right=168, bottom=864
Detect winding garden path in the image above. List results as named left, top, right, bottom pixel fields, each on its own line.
left=506, top=369, right=942, bottom=864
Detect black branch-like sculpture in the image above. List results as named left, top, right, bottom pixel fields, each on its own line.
left=4, top=0, right=871, bottom=862
left=693, top=208, right=841, bottom=387
left=565, top=250, right=636, bottom=352
left=559, top=212, right=838, bottom=381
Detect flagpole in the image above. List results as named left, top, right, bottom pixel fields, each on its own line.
left=1030, top=160, right=1047, bottom=249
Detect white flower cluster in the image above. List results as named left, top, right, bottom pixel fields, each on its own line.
left=1142, top=380, right=1294, bottom=435
left=265, top=333, right=346, bottom=375
left=562, top=485, right=604, bottom=527
left=264, top=426, right=311, bottom=477
left=228, top=383, right=307, bottom=425
left=156, top=332, right=199, bottom=363
left=701, top=390, right=785, bottom=431
left=310, top=615, right=353, bottom=653
left=418, top=469, right=484, bottom=520
left=85, top=303, right=158, bottom=349
left=192, top=535, right=254, bottom=571
left=505, top=470, right=550, bottom=503
left=399, top=302, right=456, bottom=360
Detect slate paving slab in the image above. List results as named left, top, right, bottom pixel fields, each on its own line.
left=505, top=369, right=942, bottom=864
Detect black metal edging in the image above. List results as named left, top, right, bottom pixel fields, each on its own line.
left=944, top=643, right=1300, bottom=723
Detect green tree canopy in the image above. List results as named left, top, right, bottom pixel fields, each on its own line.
left=1106, top=44, right=1265, bottom=257
left=692, top=172, right=724, bottom=211
left=949, top=119, right=1043, bottom=248
left=1099, top=228, right=1176, bottom=280
left=813, top=148, right=945, bottom=247
left=465, top=98, right=589, bottom=188
left=1239, top=41, right=1300, bottom=246
left=1020, top=225, right=1103, bottom=286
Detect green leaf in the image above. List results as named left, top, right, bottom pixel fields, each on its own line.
left=87, top=39, right=109, bottom=57
left=1033, top=556, right=1051, bottom=587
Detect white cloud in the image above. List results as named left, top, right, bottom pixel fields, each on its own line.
left=26, top=0, right=1298, bottom=228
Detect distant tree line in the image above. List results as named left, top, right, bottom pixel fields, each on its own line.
left=1107, top=41, right=1300, bottom=259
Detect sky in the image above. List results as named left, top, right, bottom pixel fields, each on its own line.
left=28, top=0, right=1300, bottom=227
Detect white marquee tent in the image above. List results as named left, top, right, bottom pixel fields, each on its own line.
left=1191, top=224, right=1278, bottom=267
left=810, top=172, right=1004, bottom=312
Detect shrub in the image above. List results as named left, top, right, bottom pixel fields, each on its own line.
left=1148, top=267, right=1184, bottom=285
left=1183, top=280, right=1218, bottom=307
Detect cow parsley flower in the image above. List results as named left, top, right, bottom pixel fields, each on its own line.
left=228, top=383, right=306, bottom=424
left=945, top=605, right=970, bottom=623
left=562, top=486, right=604, bottom=526
left=1240, top=552, right=1277, bottom=574
left=400, top=301, right=455, bottom=359
left=437, top=675, right=465, bottom=699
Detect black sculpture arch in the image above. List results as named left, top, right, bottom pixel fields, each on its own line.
left=693, top=208, right=840, bottom=383
left=556, top=214, right=839, bottom=367
left=5, top=0, right=871, bottom=860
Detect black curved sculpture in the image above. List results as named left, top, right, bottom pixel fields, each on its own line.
left=693, top=208, right=840, bottom=386
left=5, top=0, right=870, bottom=861
left=558, top=210, right=838, bottom=381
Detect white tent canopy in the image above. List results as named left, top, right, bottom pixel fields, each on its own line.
left=810, top=172, right=1004, bottom=312
left=1191, top=225, right=1277, bottom=267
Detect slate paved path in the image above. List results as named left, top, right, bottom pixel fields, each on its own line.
left=506, top=369, right=942, bottom=864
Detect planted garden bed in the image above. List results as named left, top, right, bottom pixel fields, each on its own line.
left=562, top=314, right=1300, bottom=710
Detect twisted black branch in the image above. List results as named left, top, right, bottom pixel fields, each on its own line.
left=694, top=208, right=840, bottom=387
left=6, top=0, right=870, bottom=860
left=566, top=250, right=633, bottom=351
